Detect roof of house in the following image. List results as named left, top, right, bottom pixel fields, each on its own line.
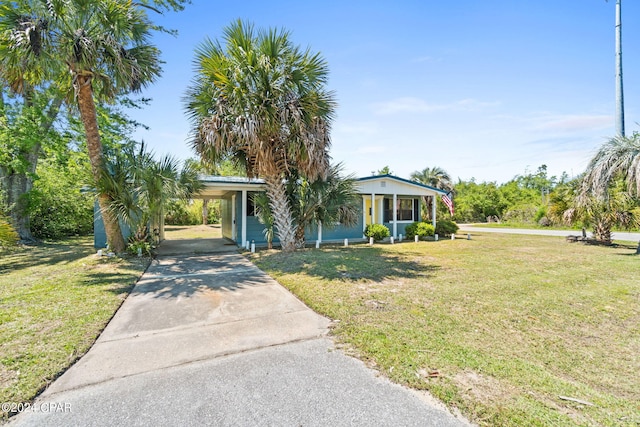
left=356, top=174, right=447, bottom=195
left=197, top=174, right=447, bottom=198
left=198, top=175, right=265, bottom=184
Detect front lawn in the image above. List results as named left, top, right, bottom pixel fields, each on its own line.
left=0, top=238, right=148, bottom=420
left=251, top=234, right=639, bottom=426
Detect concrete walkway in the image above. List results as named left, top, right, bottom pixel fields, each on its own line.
left=11, top=252, right=467, bottom=426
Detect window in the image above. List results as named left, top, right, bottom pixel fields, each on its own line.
left=397, top=198, right=413, bottom=221
left=383, top=197, right=417, bottom=222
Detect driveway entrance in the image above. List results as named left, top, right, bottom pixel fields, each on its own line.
left=156, top=224, right=238, bottom=256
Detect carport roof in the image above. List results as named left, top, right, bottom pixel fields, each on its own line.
left=197, top=175, right=266, bottom=198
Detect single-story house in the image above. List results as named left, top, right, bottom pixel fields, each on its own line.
left=94, top=174, right=447, bottom=248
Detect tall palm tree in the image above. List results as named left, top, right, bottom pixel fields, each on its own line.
left=0, top=0, right=178, bottom=252
left=185, top=20, right=336, bottom=252
left=410, top=166, right=453, bottom=192
left=410, top=166, right=453, bottom=221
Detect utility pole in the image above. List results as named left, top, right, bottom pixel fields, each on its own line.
left=615, top=0, right=625, bottom=136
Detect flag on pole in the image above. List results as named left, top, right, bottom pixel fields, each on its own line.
left=441, top=192, right=454, bottom=216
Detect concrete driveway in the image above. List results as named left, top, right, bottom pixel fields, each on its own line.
left=10, top=252, right=467, bottom=427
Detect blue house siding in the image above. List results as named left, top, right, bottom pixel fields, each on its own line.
left=321, top=212, right=364, bottom=241
left=382, top=222, right=412, bottom=237
left=93, top=201, right=132, bottom=249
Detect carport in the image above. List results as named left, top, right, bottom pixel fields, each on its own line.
left=196, top=175, right=266, bottom=248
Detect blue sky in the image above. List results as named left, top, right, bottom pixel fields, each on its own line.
left=131, top=0, right=639, bottom=184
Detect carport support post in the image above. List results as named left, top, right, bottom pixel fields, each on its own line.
left=392, top=193, right=398, bottom=238
left=241, top=190, right=247, bottom=248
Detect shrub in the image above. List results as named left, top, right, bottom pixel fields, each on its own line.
left=28, top=160, right=93, bottom=239
left=538, top=216, right=551, bottom=227
left=404, top=221, right=435, bottom=240
left=165, top=199, right=220, bottom=225
left=364, top=223, right=390, bottom=241
left=435, top=220, right=459, bottom=237
left=503, top=203, right=538, bottom=224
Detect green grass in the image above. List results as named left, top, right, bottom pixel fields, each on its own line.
left=0, top=237, right=148, bottom=420
left=250, top=234, right=640, bottom=426
left=163, top=224, right=222, bottom=240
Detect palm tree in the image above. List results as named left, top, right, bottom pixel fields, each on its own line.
left=581, top=133, right=640, bottom=198
left=563, top=189, right=638, bottom=243
left=252, top=192, right=275, bottom=249
left=410, top=166, right=453, bottom=192
left=410, top=166, right=453, bottom=220
left=185, top=20, right=336, bottom=252
left=97, top=144, right=202, bottom=247
left=287, top=163, right=360, bottom=247
left=0, top=0, right=177, bottom=252
left=578, top=133, right=640, bottom=243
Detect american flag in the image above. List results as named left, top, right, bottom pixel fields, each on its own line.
left=441, top=192, right=454, bottom=216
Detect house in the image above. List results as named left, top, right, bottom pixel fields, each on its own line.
left=94, top=174, right=447, bottom=248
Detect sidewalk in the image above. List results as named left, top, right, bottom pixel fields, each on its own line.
left=10, top=252, right=467, bottom=426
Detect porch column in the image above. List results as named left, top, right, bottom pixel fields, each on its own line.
left=231, top=195, right=236, bottom=241
left=432, top=195, right=437, bottom=228
left=371, top=192, right=376, bottom=224
left=392, top=193, right=398, bottom=238
left=362, top=196, right=367, bottom=231
left=241, top=190, right=247, bottom=247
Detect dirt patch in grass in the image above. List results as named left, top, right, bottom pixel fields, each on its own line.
left=251, top=234, right=640, bottom=426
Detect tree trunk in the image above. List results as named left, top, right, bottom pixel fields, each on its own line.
left=1, top=168, right=34, bottom=242
left=264, top=175, right=297, bottom=252
left=593, top=221, right=612, bottom=244
left=202, top=198, right=208, bottom=225
left=0, top=91, right=62, bottom=242
left=294, top=224, right=306, bottom=248
left=76, top=75, right=126, bottom=253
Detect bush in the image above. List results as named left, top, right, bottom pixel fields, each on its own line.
left=404, top=222, right=435, bottom=240
left=538, top=216, right=551, bottom=227
left=165, top=199, right=220, bottom=225
left=435, top=220, right=459, bottom=237
left=503, top=203, right=538, bottom=224
left=364, top=223, right=390, bottom=241
left=28, top=159, right=93, bottom=239
left=0, top=215, right=18, bottom=247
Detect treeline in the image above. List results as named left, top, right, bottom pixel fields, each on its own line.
left=451, top=165, right=569, bottom=225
